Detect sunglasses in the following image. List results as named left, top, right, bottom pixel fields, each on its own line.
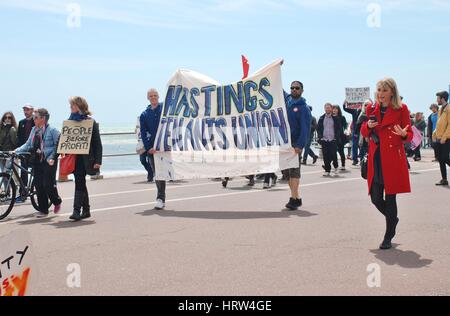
left=4, top=116, right=12, bottom=120
left=291, top=87, right=301, bottom=91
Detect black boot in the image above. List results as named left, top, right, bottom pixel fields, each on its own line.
left=81, top=192, right=91, bottom=219
left=70, top=191, right=83, bottom=221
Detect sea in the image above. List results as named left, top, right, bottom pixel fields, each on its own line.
left=99, top=123, right=145, bottom=176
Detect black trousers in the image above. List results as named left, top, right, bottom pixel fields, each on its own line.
left=149, top=155, right=166, bottom=202
left=33, top=161, right=62, bottom=214
left=436, top=140, right=450, bottom=180
left=322, top=140, right=338, bottom=172
left=264, top=173, right=276, bottom=184
left=337, top=143, right=346, bottom=167
left=370, top=182, right=398, bottom=241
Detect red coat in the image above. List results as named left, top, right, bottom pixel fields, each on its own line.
left=361, top=103, right=414, bottom=195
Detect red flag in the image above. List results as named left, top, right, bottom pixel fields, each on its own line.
left=242, top=55, right=250, bottom=79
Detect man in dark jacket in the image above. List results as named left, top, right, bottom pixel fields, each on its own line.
left=140, top=88, right=166, bottom=210
left=16, top=104, right=35, bottom=202
left=317, top=103, right=342, bottom=177
left=282, top=81, right=312, bottom=211
left=428, top=104, right=439, bottom=160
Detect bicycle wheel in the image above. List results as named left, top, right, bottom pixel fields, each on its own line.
left=0, top=172, right=16, bottom=220
left=30, top=182, right=53, bottom=212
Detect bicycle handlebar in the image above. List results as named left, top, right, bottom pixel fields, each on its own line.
left=0, top=152, right=31, bottom=159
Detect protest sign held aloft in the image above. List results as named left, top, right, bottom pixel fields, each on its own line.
left=345, top=87, right=371, bottom=110
left=154, top=59, right=299, bottom=181
left=57, top=120, right=94, bottom=155
left=0, top=230, right=38, bottom=296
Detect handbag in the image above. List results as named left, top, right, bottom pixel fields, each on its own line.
left=59, top=154, right=76, bottom=177
left=360, top=153, right=368, bottom=180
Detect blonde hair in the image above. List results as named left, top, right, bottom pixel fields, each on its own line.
left=376, top=78, right=403, bottom=110
left=69, top=96, right=92, bottom=116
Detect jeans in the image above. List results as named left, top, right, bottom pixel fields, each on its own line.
left=352, top=132, right=359, bottom=163
left=140, top=153, right=154, bottom=180
left=149, top=155, right=166, bottom=202
left=322, top=140, right=338, bottom=172
left=303, top=136, right=318, bottom=162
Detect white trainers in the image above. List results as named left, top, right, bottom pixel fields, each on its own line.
left=263, top=183, right=270, bottom=189
left=323, top=172, right=331, bottom=177
left=333, top=168, right=339, bottom=176
left=155, top=199, right=165, bottom=210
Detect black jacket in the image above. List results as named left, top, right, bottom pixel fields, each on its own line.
left=317, top=114, right=342, bottom=145
left=75, top=120, right=103, bottom=176
left=17, top=118, right=35, bottom=147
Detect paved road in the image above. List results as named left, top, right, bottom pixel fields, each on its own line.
left=0, top=154, right=449, bottom=296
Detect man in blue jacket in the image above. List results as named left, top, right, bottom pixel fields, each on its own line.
left=283, top=81, right=312, bottom=210
left=140, top=88, right=166, bottom=210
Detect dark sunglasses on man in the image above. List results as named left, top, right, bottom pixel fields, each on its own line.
left=291, top=87, right=301, bottom=91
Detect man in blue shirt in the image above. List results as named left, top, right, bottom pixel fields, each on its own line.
left=428, top=103, right=439, bottom=161
left=283, top=81, right=312, bottom=210
left=140, top=88, right=166, bottom=210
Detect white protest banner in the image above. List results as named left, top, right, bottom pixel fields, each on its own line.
left=154, top=59, right=298, bottom=180
left=0, top=230, right=38, bottom=296
left=345, top=87, right=370, bottom=110
left=57, top=120, right=94, bottom=155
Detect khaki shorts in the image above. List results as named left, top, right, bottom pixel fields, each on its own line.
left=282, top=154, right=302, bottom=180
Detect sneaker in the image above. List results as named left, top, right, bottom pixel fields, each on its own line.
left=15, top=197, right=26, bottom=204
left=323, top=172, right=331, bottom=177
left=301, top=160, right=307, bottom=165
left=285, top=198, right=297, bottom=210
left=263, top=182, right=270, bottom=189
left=436, top=179, right=449, bottom=186
left=155, top=199, right=165, bottom=210
left=54, top=203, right=62, bottom=214
left=340, top=166, right=346, bottom=171
left=312, top=156, right=318, bottom=164
left=352, top=161, right=359, bottom=166
left=147, top=177, right=154, bottom=183
left=333, top=168, right=339, bottom=176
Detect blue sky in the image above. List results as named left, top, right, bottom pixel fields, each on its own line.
left=1, top=0, right=449, bottom=127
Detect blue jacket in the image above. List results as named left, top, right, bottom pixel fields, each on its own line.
left=284, top=92, right=312, bottom=149
left=140, top=103, right=163, bottom=151
left=16, top=125, right=60, bottom=162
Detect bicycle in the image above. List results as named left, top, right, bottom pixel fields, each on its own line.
left=0, top=151, right=51, bottom=220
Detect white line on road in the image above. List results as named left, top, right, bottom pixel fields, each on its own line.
left=0, top=167, right=440, bottom=226
left=59, top=170, right=326, bottom=200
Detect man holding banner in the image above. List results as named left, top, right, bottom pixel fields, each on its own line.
left=282, top=81, right=312, bottom=210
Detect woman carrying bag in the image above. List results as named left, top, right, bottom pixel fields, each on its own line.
left=67, top=96, right=103, bottom=221
left=361, top=78, right=413, bottom=250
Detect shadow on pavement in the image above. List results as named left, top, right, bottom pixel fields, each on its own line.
left=46, top=220, right=97, bottom=229
left=370, top=244, right=433, bottom=269
left=15, top=216, right=56, bottom=225
left=137, top=209, right=318, bottom=220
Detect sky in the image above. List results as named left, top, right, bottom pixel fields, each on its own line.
left=1, top=0, right=449, bottom=127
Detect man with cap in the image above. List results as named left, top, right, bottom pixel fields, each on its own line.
left=16, top=103, right=35, bottom=202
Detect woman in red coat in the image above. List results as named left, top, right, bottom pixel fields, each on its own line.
left=361, top=78, right=413, bottom=250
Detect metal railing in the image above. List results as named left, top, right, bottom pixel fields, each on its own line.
left=101, top=131, right=138, bottom=158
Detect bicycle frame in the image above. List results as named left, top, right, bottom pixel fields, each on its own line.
left=0, top=156, right=34, bottom=198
